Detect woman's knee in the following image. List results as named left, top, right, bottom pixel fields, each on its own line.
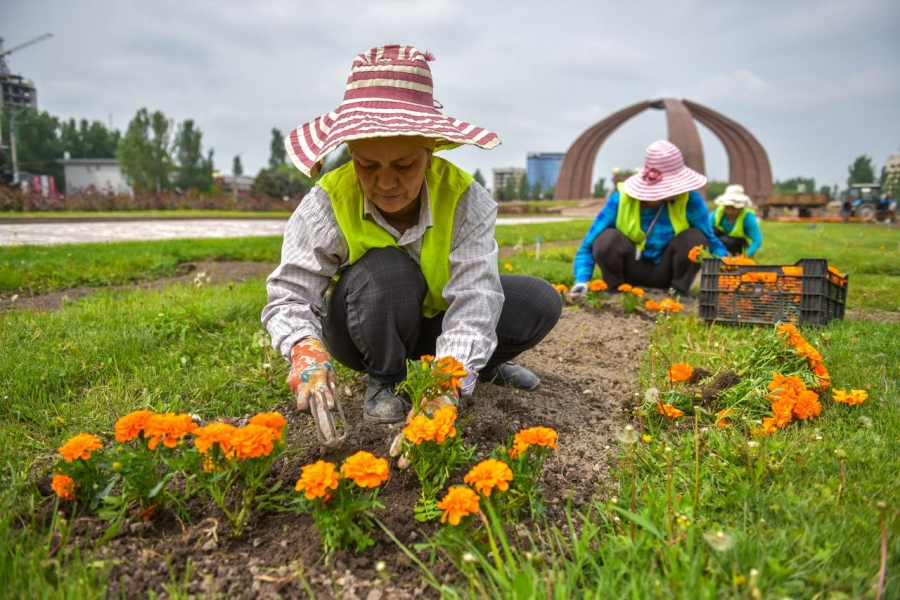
left=500, top=275, right=562, bottom=338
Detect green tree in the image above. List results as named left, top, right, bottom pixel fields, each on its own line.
left=774, top=177, right=816, bottom=194
left=233, top=155, right=243, bottom=176
left=517, top=173, right=530, bottom=201
left=251, top=164, right=313, bottom=200
left=6, top=107, right=64, bottom=185
left=269, top=128, right=286, bottom=170
left=592, top=177, right=608, bottom=199
left=173, top=119, right=214, bottom=192
left=503, top=176, right=517, bottom=201
left=705, top=181, right=728, bottom=201
left=847, top=155, right=876, bottom=186
left=472, top=168, right=486, bottom=188
left=116, top=108, right=174, bottom=193
left=531, top=180, right=543, bottom=200
left=60, top=118, right=120, bottom=158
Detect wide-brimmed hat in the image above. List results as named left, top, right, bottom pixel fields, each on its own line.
left=285, top=44, right=501, bottom=177
left=621, top=140, right=707, bottom=201
left=714, top=184, right=754, bottom=208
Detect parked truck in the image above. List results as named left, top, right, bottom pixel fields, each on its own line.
left=755, top=192, right=831, bottom=219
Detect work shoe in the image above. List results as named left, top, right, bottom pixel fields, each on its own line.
left=363, top=380, right=408, bottom=424
left=673, top=289, right=695, bottom=307
left=479, top=362, right=541, bottom=391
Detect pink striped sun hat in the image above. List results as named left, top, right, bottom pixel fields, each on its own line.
left=622, top=140, right=707, bottom=202
left=285, top=44, right=501, bottom=177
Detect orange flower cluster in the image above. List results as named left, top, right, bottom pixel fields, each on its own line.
left=716, top=408, right=734, bottom=428
left=553, top=283, right=569, bottom=294
left=402, top=405, right=458, bottom=445
left=776, top=324, right=830, bottom=391
left=463, top=458, right=513, bottom=497
left=51, top=474, right=78, bottom=501
left=645, top=298, right=683, bottom=312
left=616, top=284, right=645, bottom=297
left=193, top=413, right=285, bottom=461
left=668, top=362, right=694, bottom=383
left=588, top=279, right=608, bottom=292
left=833, top=389, right=868, bottom=406
left=142, top=413, right=200, bottom=450
left=115, top=410, right=155, bottom=442
left=722, top=256, right=756, bottom=266
left=509, top=426, right=558, bottom=458
left=757, top=372, right=822, bottom=434
left=437, top=485, right=480, bottom=525
left=657, top=403, right=684, bottom=419
left=340, top=451, right=390, bottom=488
left=58, top=433, right=103, bottom=462
left=433, top=356, right=467, bottom=395
left=741, top=272, right=778, bottom=284
left=295, top=460, right=340, bottom=500
left=688, top=245, right=704, bottom=263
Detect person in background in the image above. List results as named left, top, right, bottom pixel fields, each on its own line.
left=262, top=44, right=562, bottom=427
left=568, top=140, right=727, bottom=303
left=709, top=184, right=762, bottom=257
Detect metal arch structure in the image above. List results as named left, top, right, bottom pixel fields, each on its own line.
left=554, top=98, right=772, bottom=201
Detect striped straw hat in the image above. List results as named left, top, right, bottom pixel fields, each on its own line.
left=285, top=44, right=501, bottom=177
left=622, top=140, right=707, bottom=202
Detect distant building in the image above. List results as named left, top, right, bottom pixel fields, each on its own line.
left=214, top=172, right=255, bottom=200
left=492, top=167, right=525, bottom=201
left=885, top=153, right=900, bottom=194
left=526, top=152, right=564, bottom=193
left=0, top=72, right=37, bottom=110
left=58, top=158, right=132, bottom=195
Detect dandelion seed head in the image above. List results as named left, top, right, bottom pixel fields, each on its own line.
left=615, top=424, right=639, bottom=445
left=644, top=387, right=660, bottom=402
left=703, top=530, right=735, bottom=552
left=375, top=561, right=386, bottom=573
left=462, top=552, right=476, bottom=563
left=857, top=416, right=873, bottom=429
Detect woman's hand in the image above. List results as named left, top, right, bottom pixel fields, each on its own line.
left=287, top=338, right=337, bottom=413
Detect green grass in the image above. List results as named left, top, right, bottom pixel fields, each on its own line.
left=0, top=209, right=294, bottom=219
left=1, top=217, right=899, bottom=596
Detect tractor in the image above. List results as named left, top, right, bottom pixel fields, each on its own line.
left=847, top=184, right=898, bottom=222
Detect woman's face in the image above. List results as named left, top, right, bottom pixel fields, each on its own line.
left=351, top=141, right=431, bottom=219
left=724, top=206, right=741, bottom=220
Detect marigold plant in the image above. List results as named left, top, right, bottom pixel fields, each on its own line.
left=463, top=458, right=513, bottom=497
left=497, top=426, right=559, bottom=520
left=668, top=363, right=694, bottom=383
left=52, top=433, right=111, bottom=510
left=291, top=453, right=389, bottom=556
left=588, top=279, right=608, bottom=292
left=832, top=389, right=868, bottom=406
left=657, top=403, right=685, bottom=419
left=552, top=283, right=569, bottom=294
left=437, top=485, right=481, bottom=526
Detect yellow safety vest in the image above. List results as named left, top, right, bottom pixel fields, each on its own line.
left=713, top=206, right=753, bottom=241
left=614, top=183, right=690, bottom=250
left=318, top=157, right=473, bottom=317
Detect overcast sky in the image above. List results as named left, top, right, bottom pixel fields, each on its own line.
left=2, top=0, right=899, bottom=192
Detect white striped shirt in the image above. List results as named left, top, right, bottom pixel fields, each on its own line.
left=261, top=177, right=502, bottom=396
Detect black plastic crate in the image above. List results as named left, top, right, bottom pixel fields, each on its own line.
left=698, top=258, right=848, bottom=326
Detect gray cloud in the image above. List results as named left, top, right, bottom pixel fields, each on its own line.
left=2, top=0, right=898, bottom=190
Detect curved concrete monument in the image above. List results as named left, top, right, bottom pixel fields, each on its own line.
left=554, top=98, right=772, bottom=201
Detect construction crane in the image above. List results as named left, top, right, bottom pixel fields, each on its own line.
left=0, top=33, right=53, bottom=75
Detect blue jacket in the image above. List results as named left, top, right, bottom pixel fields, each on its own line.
left=573, top=190, right=728, bottom=284
left=708, top=209, right=763, bottom=257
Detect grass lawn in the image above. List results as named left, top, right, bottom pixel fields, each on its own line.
left=1, top=217, right=898, bottom=596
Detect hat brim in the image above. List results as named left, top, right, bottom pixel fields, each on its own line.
left=286, top=105, right=500, bottom=177
left=621, top=167, right=707, bottom=201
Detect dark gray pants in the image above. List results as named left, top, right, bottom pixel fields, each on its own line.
left=322, top=247, right=562, bottom=384
left=715, top=232, right=748, bottom=255
left=592, top=228, right=706, bottom=293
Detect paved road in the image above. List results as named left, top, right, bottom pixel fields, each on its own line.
left=0, top=216, right=577, bottom=246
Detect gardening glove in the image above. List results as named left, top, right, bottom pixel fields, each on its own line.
left=388, top=393, right=459, bottom=469
left=568, top=282, right=588, bottom=301
left=287, top=338, right=337, bottom=413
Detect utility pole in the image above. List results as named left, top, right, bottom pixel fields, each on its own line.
left=10, top=114, right=19, bottom=185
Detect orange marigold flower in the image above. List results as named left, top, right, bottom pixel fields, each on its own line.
left=249, top=412, right=287, bottom=438
left=58, top=433, right=103, bottom=462
left=771, top=397, right=795, bottom=427
left=776, top=323, right=805, bottom=347
left=463, top=458, right=513, bottom=497
left=588, top=279, right=608, bottom=292
left=340, top=451, right=389, bottom=488
left=668, top=362, right=693, bottom=383
left=143, top=413, right=199, bottom=450
left=51, top=474, right=77, bottom=501
left=688, top=245, right=704, bottom=262
left=553, top=283, right=568, bottom=294
left=508, top=426, right=558, bottom=457
left=420, top=354, right=436, bottom=365
left=754, top=417, right=780, bottom=436
left=434, top=356, right=468, bottom=395
left=657, top=403, right=684, bottom=419
left=630, top=287, right=645, bottom=297
left=231, top=424, right=278, bottom=459
left=767, top=373, right=806, bottom=399
left=114, top=410, right=155, bottom=443
left=792, top=390, right=822, bottom=420
left=192, top=422, right=237, bottom=455
left=795, top=342, right=822, bottom=366
left=403, top=414, right=437, bottom=445
left=295, top=460, right=340, bottom=500
left=617, top=283, right=633, bottom=293
left=716, top=408, right=734, bottom=428
left=811, top=363, right=831, bottom=391
left=833, top=389, right=868, bottom=406
left=722, top=256, right=756, bottom=266
left=431, top=405, right=458, bottom=444
left=437, top=486, right=480, bottom=525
